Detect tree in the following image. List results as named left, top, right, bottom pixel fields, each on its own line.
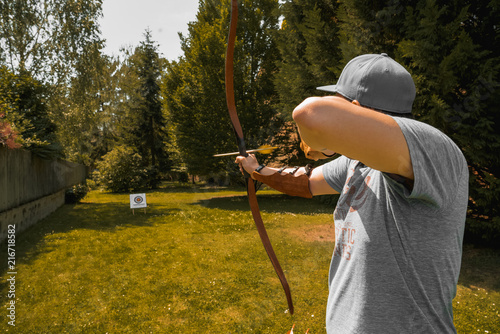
left=274, top=0, right=342, bottom=166
left=0, top=0, right=107, bottom=161
left=0, top=106, right=20, bottom=149
left=0, top=117, right=20, bottom=149
left=275, top=0, right=342, bottom=117
left=338, top=0, right=500, bottom=244
left=95, top=145, right=148, bottom=193
left=398, top=0, right=500, bottom=244
left=163, top=0, right=282, bottom=179
left=338, top=0, right=412, bottom=61
left=134, top=30, right=168, bottom=171
left=0, top=66, right=21, bottom=149
left=51, top=48, right=118, bottom=165
left=114, top=31, right=170, bottom=187
left=0, top=0, right=104, bottom=85
left=0, top=65, right=61, bottom=157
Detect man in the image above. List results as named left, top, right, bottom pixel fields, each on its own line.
left=236, top=53, right=468, bottom=333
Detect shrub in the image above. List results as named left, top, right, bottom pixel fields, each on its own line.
left=65, top=183, right=89, bottom=204
left=96, top=146, right=148, bottom=193
left=464, top=217, right=500, bottom=248
left=178, top=172, right=189, bottom=183
left=0, top=113, right=21, bottom=149
left=86, top=177, right=98, bottom=190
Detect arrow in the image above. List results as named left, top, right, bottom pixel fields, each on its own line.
left=213, top=145, right=277, bottom=157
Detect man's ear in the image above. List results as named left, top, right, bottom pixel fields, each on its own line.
left=352, top=100, right=361, bottom=106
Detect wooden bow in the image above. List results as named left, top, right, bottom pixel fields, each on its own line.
left=224, top=0, right=294, bottom=314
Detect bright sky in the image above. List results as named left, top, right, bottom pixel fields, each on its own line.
left=100, top=0, right=200, bottom=61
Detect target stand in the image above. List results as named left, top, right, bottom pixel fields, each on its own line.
left=130, top=193, right=147, bottom=214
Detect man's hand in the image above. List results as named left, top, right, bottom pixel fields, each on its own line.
left=300, top=140, right=335, bottom=161
left=235, top=154, right=260, bottom=175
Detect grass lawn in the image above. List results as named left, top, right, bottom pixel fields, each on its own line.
left=1, top=183, right=499, bottom=333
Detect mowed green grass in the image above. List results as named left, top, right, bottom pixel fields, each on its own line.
left=1, top=183, right=499, bottom=333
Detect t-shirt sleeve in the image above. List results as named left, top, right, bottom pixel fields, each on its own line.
left=394, top=118, right=467, bottom=208
left=321, top=155, right=352, bottom=193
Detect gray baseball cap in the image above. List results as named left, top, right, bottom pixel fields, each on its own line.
left=317, top=53, right=416, bottom=114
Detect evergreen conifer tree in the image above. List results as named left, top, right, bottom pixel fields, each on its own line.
left=274, top=0, right=342, bottom=166
left=338, top=0, right=500, bottom=244
left=275, top=0, right=342, bottom=117
left=116, top=31, right=170, bottom=188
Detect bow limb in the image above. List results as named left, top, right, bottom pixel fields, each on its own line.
left=225, top=0, right=246, bottom=157
left=224, top=0, right=294, bottom=315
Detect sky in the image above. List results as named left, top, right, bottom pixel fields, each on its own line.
left=99, top=0, right=200, bottom=61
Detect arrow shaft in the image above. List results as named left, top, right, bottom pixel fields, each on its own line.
left=213, top=146, right=278, bottom=157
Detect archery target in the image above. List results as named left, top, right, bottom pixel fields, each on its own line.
left=130, top=193, right=147, bottom=208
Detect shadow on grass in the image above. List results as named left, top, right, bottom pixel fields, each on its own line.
left=0, top=201, right=180, bottom=276
left=194, top=193, right=334, bottom=215
left=195, top=191, right=500, bottom=294
left=458, top=244, right=500, bottom=292
left=144, top=182, right=234, bottom=194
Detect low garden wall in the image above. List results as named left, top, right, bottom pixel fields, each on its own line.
left=0, top=147, right=87, bottom=242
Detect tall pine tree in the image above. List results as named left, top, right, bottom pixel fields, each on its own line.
left=116, top=31, right=170, bottom=187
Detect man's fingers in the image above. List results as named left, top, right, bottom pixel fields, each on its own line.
left=234, top=155, right=245, bottom=164
left=234, top=156, right=245, bottom=175
left=235, top=154, right=258, bottom=175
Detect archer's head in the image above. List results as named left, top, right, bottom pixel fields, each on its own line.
left=317, top=53, right=416, bottom=117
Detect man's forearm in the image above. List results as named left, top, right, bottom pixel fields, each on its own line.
left=250, top=166, right=309, bottom=179
left=251, top=165, right=313, bottom=198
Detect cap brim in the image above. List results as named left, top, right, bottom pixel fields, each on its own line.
left=316, top=85, right=338, bottom=92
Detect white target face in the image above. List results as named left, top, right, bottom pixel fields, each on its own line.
left=130, top=193, right=147, bottom=208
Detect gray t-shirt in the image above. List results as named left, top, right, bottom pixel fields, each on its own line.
left=322, top=118, right=468, bottom=333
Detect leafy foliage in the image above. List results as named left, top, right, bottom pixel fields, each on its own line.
left=65, top=183, right=90, bottom=204
left=51, top=46, right=117, bottom=166
left=0, top=0, right=107, bottom=162
left=274, top=0, right=343, bottom=167
left=398, top=0, right=500, bottom=244
left=0, top=0, right=104, bottom=86
left=163, top=0, right=283, bottom=178
left=0, top=65, right=61, bottom=157
left=338, top=0, right=500, bottom=244
left=94, top=146, right=148, bottom=193
left=275, top=0, right=342, bottom=117
left=0, top=113, right=20, bottom=149
left=338, top=0, right=410, bottom=60
left=113, top=31, right=171, bottom=186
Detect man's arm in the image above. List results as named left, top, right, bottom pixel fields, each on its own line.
left=309, top=166, right=340, bottom=195
left=235, top=154, right=339, bottom=196
left=292, top=96, right=414, bottom=180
